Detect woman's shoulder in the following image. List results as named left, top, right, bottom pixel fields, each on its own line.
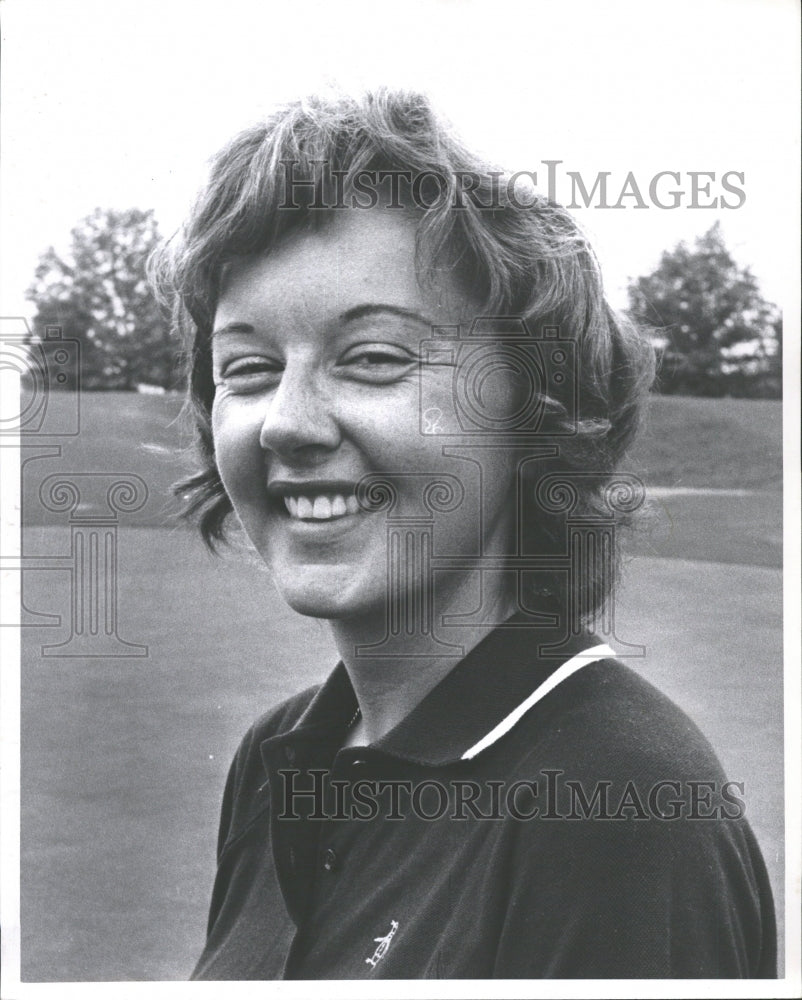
left=509, top=655, right=728, bottom=786
left=491, top=658, right=777, bottom=976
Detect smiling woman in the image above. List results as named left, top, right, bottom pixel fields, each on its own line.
left=210, top=210, right=517, bottom=631
left=149, top=90, right=776, bottom=980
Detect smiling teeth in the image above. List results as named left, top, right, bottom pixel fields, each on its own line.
left=283, top=494, right=358, bottom=520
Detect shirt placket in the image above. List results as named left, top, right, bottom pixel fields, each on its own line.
left=281, top=746, right=391, bottom=978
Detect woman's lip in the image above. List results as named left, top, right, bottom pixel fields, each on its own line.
left=274, top=503, right=370, bottom=536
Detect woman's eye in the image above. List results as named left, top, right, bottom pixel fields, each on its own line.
left=341, top=348, right=416, bottom=382
left=217, top=358, right=282, bottom=389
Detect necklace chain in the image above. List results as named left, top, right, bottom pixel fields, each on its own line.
left=346, top=706, right=361, bottom=730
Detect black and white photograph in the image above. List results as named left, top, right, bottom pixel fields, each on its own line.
left=1, top=0, right=799, bottom=996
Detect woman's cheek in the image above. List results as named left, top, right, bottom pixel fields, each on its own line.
left=212, top=399, right=265, bottom=496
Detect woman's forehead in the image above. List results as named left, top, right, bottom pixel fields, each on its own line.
left=215, top=208, right=477, bottom=327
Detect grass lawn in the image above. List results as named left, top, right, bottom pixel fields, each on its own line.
left=16, top=390, right=786, bottom=980
left=628, top=393, right=783, bottom=492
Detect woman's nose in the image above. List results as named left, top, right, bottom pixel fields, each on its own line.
left=258, top=364, right=341, bottom=456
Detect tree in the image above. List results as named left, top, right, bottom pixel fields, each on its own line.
left=627, top=222, right=780, bottom=397
left=26, top=207, right=180, bottom=390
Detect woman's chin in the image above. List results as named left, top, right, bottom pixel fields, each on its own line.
left=276, top=577, right=384, bottom=622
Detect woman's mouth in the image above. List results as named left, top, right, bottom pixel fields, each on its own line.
left=283, top=493, right=360, bottom=521
left=268, top=479, right=366, bottom=523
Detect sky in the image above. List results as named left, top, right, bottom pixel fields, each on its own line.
left=1, top=0, right=799, bottom=319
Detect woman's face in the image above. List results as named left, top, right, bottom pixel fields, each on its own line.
left=211, top=209, right=521, bottom=622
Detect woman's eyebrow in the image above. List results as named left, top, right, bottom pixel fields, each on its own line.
left=212, top=308, right=432, bottom=338
left=339, top=304, right=433, bottom=328
left=211, top=322, right=255, bottom=339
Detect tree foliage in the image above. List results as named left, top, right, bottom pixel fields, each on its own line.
left=627, top=223, right=780, bottom=397
left=26, top=208, right=180, bottom=390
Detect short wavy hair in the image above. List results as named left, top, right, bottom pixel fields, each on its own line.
left=149, top=89, right=655, bottom=615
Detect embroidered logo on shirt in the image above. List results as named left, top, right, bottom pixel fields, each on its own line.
left=365, top=919, right=399, bottom=968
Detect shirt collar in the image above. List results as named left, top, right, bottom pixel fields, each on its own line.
left=263, top=612, right=604, bottom=768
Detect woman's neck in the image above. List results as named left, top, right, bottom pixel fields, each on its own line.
left=331, top=576, right=517, bottom=747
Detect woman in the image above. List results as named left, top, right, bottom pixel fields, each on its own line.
left=151, top=90, right=776, bottom=979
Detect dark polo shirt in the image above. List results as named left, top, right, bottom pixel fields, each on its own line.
left=191, top=621, right=776, bottom=980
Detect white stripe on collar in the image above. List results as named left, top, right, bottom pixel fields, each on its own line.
left=460, top=643, right=617, bottom=760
